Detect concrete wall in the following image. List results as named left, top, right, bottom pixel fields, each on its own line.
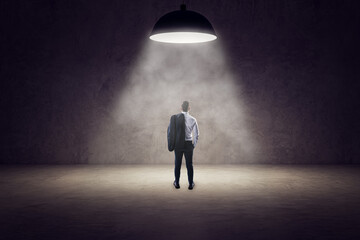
left=1, top=0, right=359, bottom=164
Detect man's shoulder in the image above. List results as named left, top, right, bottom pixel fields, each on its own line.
left=170, top=113, right=182, bottom=118
left=174, top=113, right=184, bottom=119
left=172, top=113, right=185, bottom=122
left=188, top=114, right=197, bottom=122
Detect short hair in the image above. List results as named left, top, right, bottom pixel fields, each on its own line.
left=182, top=101, right=190, bottom=112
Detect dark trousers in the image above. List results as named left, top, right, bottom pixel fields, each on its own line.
left=174, top=141, right=194, bottom=185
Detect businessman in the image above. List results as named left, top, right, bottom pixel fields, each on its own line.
left=167, top=101, right=199, bottom=190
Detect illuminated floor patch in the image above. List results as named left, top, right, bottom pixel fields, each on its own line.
left=1, top=165, right=360, bottom=239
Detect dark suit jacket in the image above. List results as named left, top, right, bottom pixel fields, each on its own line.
left=167, top=113, right=185, bottom=151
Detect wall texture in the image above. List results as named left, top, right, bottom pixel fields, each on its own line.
left=1, top=0, right=359, bottom=164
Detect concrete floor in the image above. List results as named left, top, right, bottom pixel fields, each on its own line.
left=0, top=165, right=359, bottom=240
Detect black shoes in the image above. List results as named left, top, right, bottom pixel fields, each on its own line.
left=174, top=181, right=195, bottom=190
left=188, top=182, right=195, bottom=190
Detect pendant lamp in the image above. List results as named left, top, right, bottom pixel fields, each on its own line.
left=150, top=4, right=217, bottom=43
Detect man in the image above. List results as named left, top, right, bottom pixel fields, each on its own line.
left=167, top=101, right=199, bottom=190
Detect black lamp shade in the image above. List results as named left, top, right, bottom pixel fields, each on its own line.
left=150, top=5, right=217, bottom=43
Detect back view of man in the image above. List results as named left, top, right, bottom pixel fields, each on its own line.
left=167, top=101, right=199, bottom=190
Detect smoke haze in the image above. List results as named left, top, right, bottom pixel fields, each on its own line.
left=89, top=41, right=257, bottom=164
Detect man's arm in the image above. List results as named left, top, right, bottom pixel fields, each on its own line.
left=193, top=120, right=199, bottom=147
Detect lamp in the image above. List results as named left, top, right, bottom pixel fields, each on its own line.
left=150, top=4, right=217, bottom=44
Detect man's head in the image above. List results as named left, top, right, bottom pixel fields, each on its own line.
left=182, top=101, right=190, bottom=112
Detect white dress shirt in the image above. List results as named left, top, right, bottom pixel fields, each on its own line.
left=182, top=111, right=199, bottom=147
